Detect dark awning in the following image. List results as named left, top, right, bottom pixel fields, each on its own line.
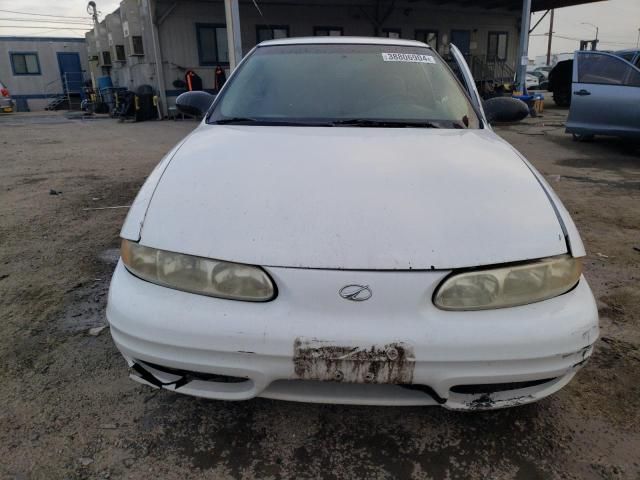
left=251, top=0, right=607, bottom=13
left=416, top=0, right=605, bottom=12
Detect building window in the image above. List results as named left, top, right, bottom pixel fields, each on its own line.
left=115, top=45, right=126, bottom=62
left=314, top=26, right=343, bottom=36
left=130, top=35, right=144, bottom=56
left=257, top=25, right=289, bottom=43
left=382, top=28, right=401, bottom=39
left=10, top=52, right=41, bottom=75
left=196, top=23, right=229, bottom=65
left=415, top=29, right=438, bottom=50
left=102, top=51, right=112, bottom=66
left=487, top=31, right=508, bottom=61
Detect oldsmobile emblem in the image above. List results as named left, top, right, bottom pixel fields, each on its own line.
left=339, top=285, right=372, bottom=302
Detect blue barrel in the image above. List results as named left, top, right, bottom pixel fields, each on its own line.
left=97, top=76, right=113, bottom=91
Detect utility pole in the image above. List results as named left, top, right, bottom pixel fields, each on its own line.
left=546, top=9, right=554, bottom=66
left=148, top=0, right=168, bottom=118
left=86, top=2, right=100, bottom=97
left=224, top=0, right=243, bottom=70
left=515, top=0, right=532, bottom=92
left=87, top=1, right=98, bottom=25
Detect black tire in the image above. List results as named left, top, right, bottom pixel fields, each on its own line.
left=483, top=97, right=530, bottom=123
left=553, top=90, right=571, bottom=107
left=572, top=133, right=595, bottom=142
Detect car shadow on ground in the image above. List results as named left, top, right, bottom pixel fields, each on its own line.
left=136, top=389, right=555, bottom=478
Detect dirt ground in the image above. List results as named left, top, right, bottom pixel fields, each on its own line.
left=0, top=106, right=638, bottom=480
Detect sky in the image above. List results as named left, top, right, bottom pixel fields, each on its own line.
left=0, top=0, right=638, bottom=57
left=528, top=0, right=640, bottom=57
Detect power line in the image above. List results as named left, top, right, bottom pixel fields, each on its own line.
left=0, top=18, right=93, bottom=25
left=598, top=40, right=639, bottom=46
left=0, top=9, right=89, bottom=20
left=0, top=25, right=89, bottom=30
left=532, top=32, right=639, bottom=48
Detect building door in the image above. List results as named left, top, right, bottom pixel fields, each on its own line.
left=450, top=30, right=471, bottom=57
left=56, top=52, right=83, bottom=97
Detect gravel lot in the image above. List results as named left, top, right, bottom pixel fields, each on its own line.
left=0, top=108, right=638, bottom=479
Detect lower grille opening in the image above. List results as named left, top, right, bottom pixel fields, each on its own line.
left=139, top=360, right=249, bottom=383
left=450, top=378, right=556, bottom=395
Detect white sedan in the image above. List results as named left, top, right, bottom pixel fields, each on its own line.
left=107, top=37, right=598, bottom=410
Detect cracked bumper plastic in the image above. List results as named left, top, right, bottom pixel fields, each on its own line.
left=107, top=260, right=599, bottom=409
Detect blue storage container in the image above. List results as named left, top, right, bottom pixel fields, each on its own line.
left=97, top=76, right=113, bottom=91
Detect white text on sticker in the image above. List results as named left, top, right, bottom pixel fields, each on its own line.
left=382, top=53, right=436, bottom=64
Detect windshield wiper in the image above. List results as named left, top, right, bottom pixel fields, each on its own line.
left=331, top=119, right=443, bottom=128
left=213, top=117, right=464, bottom=128
left=213, top=117, right=333, bottom=126
left=213, top=117, right=260, bottom=125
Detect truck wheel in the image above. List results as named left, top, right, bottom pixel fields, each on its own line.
left=553, top=91, right=571, bottom=107
left=572, top=133, right=595, bottom=142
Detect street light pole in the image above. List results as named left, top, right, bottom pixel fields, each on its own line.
left=581, top=22, right=598, bottom=40
left=580, top=22, right=599, bottom=50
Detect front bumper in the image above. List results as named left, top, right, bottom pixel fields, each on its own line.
left=107, top=261, right=599, bottom=410
left=0, top=98, right=14, bottom=113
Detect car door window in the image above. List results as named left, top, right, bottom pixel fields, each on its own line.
left=627, top=66, right=640, bottom=87
left=578, top=52, right=640, bottom=86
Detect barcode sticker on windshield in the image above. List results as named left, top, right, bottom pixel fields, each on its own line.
left=381, top=53, right=436, bottom=63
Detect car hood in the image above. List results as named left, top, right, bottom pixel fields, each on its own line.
left=138, top=125, right=566, bottom=269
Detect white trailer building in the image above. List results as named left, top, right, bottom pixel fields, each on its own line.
left=0, top=36, right=88, bottom=111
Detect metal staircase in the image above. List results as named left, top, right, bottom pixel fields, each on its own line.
left=45, top=95, right=68, bottom=110
left=470, top=55, right=516, bottom=86
left=44, top=72, right=85, bottom=111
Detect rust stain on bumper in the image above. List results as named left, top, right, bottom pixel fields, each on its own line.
left=293, top=337, right=415, bottom=384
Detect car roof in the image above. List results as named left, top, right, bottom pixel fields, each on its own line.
left=258, top=36, right=430, bottom=48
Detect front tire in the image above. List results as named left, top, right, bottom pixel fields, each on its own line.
left=553, top=90, right=571, bottom=107
left=572, top=133, right=595, bottom=142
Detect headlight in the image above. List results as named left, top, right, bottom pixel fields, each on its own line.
left=120, top=239, right=275, bottom=302
left=433, top=255, right=582, bottom=311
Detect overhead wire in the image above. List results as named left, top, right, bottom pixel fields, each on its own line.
left=0, top=25, right=89, bottom=30
left=531, top=32, right=636, bottom=45
left=0, top=9, right=89, bottom=19
left=0, top=18, right=93, bottom=25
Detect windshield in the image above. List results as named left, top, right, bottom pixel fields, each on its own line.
left=208, top=43, right=480, bottom=128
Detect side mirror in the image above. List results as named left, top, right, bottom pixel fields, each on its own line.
left=175, top=91, right=216, bottom=117
left=483, top=97, right=529, bottom=124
